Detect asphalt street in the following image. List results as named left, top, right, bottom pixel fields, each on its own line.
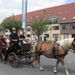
left=0, top=51, right=75, bottom=75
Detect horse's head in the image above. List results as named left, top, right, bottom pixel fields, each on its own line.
left=71, top=38, right=75, bottom=53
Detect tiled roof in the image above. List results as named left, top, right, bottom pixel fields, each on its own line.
left=4, top=2, right=75, bottom=23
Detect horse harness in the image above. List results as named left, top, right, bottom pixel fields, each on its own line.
left=36, top=42, right=68, bottom=59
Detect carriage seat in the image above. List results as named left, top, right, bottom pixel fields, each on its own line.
left=21, top=43, right=31, bottom=52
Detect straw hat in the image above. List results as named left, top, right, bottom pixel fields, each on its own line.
left=12, top=27, right=16, bottom=30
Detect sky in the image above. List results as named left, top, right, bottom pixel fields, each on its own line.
left=0, top=0, right=75, bottom=23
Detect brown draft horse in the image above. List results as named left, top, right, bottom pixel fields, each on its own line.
left=32, top=38, right=75, bottom=75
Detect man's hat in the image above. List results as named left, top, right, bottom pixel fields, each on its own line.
left=12, top=27, right=16, bottom=30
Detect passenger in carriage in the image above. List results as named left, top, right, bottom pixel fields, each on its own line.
left=5, top=36, right=10, bottom=48
left=19, top=31, right=27, bottom=44
left=0, top=35, right=7, bottom=55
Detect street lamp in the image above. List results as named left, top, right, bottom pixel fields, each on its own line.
left=22, top=0, right=27, bottom=29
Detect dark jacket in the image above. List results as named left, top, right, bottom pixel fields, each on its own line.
left=10, top=33, right=18, bottom=41
left=0, top=38, right=7, bottom=46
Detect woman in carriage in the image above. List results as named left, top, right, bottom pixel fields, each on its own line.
left=0, top=35, right=7, bottom=54
left=0, top=35, right=7, bottom=60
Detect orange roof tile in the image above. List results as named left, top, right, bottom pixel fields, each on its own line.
left=3, top=2, right=75, bottom=23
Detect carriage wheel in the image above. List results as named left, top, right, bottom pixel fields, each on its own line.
left=8, top=52, right=18, bottom=68
left=25, top=51, right=33, bottom=64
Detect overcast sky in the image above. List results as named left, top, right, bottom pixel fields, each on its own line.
left=0, top=0, right=75, bottom=23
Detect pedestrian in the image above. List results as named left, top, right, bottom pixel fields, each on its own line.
left=54, top=36, right=58, bottom=43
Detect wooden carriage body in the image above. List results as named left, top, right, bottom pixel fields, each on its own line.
left=21, top=43, right=31, bottom=52
left=0, top=43, right=33, bottom=68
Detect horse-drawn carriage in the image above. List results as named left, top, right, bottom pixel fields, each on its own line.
left=0, top=43, right=33, bottom=68
left=0, top=37, right=75, bottom=75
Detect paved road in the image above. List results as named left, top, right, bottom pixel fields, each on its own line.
left=0, top=51, right=75, bottom=75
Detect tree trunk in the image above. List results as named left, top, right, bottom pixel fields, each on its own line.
left=37, top=35, right=39, bottom=42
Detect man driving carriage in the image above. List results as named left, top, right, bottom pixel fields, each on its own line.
left=4, top=27, right=20, bottom=61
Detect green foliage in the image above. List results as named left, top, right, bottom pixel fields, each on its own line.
left=31, top=15, right=49, bottom=37
left=1, top=16, right=22, bottom=32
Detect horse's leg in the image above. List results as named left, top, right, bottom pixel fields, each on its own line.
left=37, top=55, right=43, bottom=71
left=32, top=43, right=38, bottom=67
left=53, top=59, right=59, bottom=73
left=32, top=53, right=37, bottom=67
left=60, top=58, right=70, bottom=75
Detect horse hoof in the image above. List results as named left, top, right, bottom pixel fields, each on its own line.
left=54, top=72, right=57, bottom=74
left=32, top=64, right=34, bottom=67
left=66, top=74, right=70, bottom=75
left=40, top=68, right=43, bottom=71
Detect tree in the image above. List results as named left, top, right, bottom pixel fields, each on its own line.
left=49, top=25, right=53, bottom=41
left=31, top=15, right=50, bottom=41
left=1, top=15, right=22, bottom=32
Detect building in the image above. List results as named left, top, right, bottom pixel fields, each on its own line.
left=1, top=2, right=75, bottom=41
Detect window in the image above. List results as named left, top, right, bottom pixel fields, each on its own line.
left=70, top=24, right=75, bottom=29
left=37, top=16, right=38, bottom=18
left=66, top=11, right=68, bottom=14
left=64, top=34, right=68, bottom=39
left=72, top=34, right=75, bottom=38
left=59, top=12, right=62, bottom=14
left=53, top=26, right=59, bottom=30
left=63, top=25, right=67, bottom=30
left=73, top=16, right=75, bottom=19
left=44, top=34, right=49, bottom=38
left=53, top=19, right=58, bottom=24
left=53, top=34, right=59, bottom=38
left=62, top=18, right=66, bottom=20
left=27, top=28, right=31, bottom=31
left=27, top=34, right=31, bottom=37
left=46, top=19, right=52, bottom=24
left=48, top=14, right=51, bottom=16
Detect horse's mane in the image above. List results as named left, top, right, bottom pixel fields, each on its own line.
left=56, top=38, right=74, bottom=50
